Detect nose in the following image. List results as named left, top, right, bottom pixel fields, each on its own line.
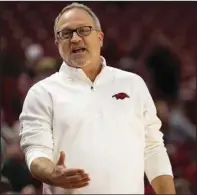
left=71, top=32, right=82, bottom=43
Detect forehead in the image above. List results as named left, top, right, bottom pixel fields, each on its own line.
left=56, top=8, right=95, bottom=31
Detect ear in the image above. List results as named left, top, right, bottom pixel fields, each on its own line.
left=98, top=32, right=104, bottom=48
left=55, top=39, right=59, bottom=46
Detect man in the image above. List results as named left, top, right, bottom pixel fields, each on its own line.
left=19, top=3, right=176, bottom=194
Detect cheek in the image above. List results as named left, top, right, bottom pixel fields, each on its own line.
left=89, top=39, right=100, bottom=52
left=59, top=42, right=69, bottom=57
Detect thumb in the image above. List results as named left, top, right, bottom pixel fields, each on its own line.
left=57, top=151, right=66, bottom=166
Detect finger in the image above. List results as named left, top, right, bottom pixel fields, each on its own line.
left=58, top=177, right=90, bottom=189
left=66, top=175, right=83, bottom=183
left=70, top=177, right=90, bottom=185
left=67, top=174, right=90, bottom=183
left=57, top=151, right=66, bottom=166
left=64, top=168, right=85, bottom=176
left=56, top=174, right=90, bottom=187
left=69, top=181, right=89, bottom=189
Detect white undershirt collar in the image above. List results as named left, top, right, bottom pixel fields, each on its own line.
left=59, top=56, right=112, bottom=85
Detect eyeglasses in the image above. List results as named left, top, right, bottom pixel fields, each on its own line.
left=56, top=26, right=99, bottom=40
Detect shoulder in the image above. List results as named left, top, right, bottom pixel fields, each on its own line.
left=23, top=73, right=60, bottom=105
left=107, top=66, right=146, bottom=86
left=28, top=73, right=59, bottom=95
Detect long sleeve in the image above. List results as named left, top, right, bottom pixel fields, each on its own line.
left=19, top=83, right=54, bottom=171
left=138, top=77, right=173, bottom=183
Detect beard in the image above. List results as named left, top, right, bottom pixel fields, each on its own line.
left=69, top=57, right=91, bottom=68
left=60, top=49, right=91, bottom=69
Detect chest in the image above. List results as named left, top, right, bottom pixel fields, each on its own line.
left=52, top=81, right=144, bottom=129
left=51, top=81, right=146, bottom=163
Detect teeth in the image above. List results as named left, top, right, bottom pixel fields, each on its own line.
left=73, top=48, right=85, bottom=53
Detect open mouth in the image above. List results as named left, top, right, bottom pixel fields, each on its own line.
left=72, top=48, right=86, bottom=54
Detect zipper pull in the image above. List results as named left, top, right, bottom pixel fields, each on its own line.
left=91, top=86, right=94, bottom=91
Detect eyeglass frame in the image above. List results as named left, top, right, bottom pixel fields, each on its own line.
left=56, top=26, right=100, bottom=40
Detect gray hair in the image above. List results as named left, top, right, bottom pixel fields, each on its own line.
left=54, top=3, right=102, bottom=39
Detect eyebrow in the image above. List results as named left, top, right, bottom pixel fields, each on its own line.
left=57, top=24, right=91, bottom=32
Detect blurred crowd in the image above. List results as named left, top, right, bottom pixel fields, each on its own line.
left=1, top=2, right=196, bottom=194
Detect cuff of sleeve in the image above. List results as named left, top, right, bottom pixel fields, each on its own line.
left=25, top=147, right=53, bottom=172
left=145, top=148, right=174, bottom=183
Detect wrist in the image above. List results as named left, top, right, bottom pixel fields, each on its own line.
left=30, top=157, right=56, bottom=185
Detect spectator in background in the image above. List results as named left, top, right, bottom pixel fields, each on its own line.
left=1, top=137, right=6, bottom=171
left=145, top=44, right=196, bottom=195
left=169, top=95, right=196, bottom=143
left=146, top=45, right=196, bottom=144
left=1, top=110, right=41, bottom=193
left=17, top=44, right=45, bottom=106
left=145, top=46, right=181, bottom=143
left=17, top=55, right=59, bottom=122
left=175, top=178, right=192, bottom=194
left=18, top=55, right=58, bottom=101
left=1, top=137, right=12, bottom=193
left=146, top=45, right=181, bottom=104
left=33, top=56, right=58, bottom=84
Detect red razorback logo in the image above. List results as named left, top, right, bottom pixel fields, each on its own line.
left=112, top=92, right=130, bottom=100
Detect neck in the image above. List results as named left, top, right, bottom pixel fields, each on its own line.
left=82, top=59, right=102, bottom=82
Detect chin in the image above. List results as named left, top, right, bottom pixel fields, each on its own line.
left=70, top=58, right=90, bottom=68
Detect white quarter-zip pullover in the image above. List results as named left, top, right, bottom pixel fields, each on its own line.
left=19, top=57, right=173, bottom=194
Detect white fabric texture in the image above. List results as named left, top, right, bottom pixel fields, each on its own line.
left=19, top=57, right=173, bottom=194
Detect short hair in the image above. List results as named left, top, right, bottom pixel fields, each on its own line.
left=54, top=2, right=102, bottom=39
